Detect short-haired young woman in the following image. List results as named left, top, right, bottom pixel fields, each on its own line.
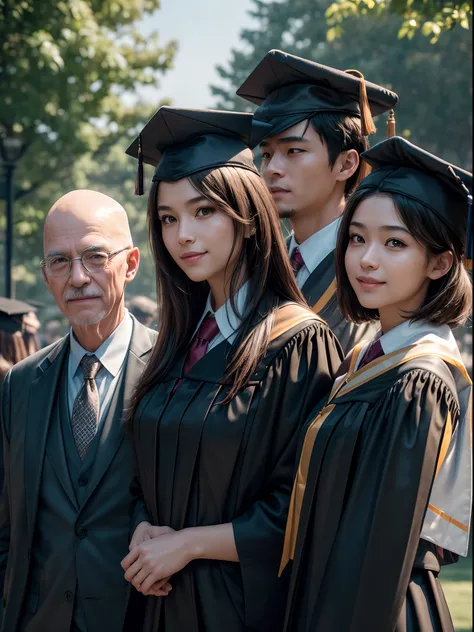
left=282, top=136, right=472, bottom=632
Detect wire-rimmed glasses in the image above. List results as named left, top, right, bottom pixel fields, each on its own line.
left=40, top=247, right=131, bottom=278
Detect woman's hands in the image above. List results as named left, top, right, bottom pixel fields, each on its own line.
left=122, top=527, right=189, bottom=595
left=122, top=522, right=238, bottom=596
left=129, top=521, right=173, bottom=549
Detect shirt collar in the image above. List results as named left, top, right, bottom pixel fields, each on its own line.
left=379, top=319, right=459, bottom=358
left=201, top=281, right=249, bottom=342
left=289, top=217, right=341, bottom=274
left=69, top=310, right=133, bottom=378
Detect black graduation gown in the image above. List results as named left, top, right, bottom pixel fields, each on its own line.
left=299, top=250, right=378, bottom=354
left=130, top=302, right=343, bottom=632
left=283, top=353, right=463, bottom=632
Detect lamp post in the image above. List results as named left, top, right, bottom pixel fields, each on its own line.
left=0, top=135, right=23, bottom=298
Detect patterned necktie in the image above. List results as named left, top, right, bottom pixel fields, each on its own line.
left=290, top=246, right=305, bottom=275
left=72, top=354, right=102, bottom=461
left=358, top=339, right=384, bottom=369
left=183, top=315, right=220, bottom=375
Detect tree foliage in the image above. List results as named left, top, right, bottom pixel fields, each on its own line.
left=0, top=0, right=176, bottom=199
left=211, top=0, right=472, bottom=167
left=325, top=0, right=471, bottom=44
left=0, top=0, right=176, bottom=308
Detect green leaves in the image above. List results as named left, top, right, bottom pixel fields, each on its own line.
left=325, top=0, right=472, bottom=41
left=0, top=1, right=176, bottom=302
left=0, top=0, right=177, bottom=199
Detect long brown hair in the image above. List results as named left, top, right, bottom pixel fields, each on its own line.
left=336, top=188, right=472, bottom=327
left=131, top=165, right=306, bottom=414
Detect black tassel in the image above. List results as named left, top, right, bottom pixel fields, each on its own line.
left=134, top=134, right=144, bottom=196
left=465, top=192, right=472, bottom=267
left=448, top=165, right=472, bottom=268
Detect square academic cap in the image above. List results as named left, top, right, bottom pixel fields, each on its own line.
left=359, top=136, right=473, bottom=262
left=237, top=49, right=399, bottom=138
left=126, top=107, right=273, bottom=195
left=0, top=297, right=36, bottom=333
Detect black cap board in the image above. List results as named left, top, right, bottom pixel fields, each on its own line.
left=360, top=136, right=472, bottom=261
left=126, top=107, right=273, bottom=194
left=237, top=49, right=399, bottom=139
left=0, top=297, right=36, bottom=333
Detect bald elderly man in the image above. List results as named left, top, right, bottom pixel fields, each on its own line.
left=0, top=190, right=155, bottom=632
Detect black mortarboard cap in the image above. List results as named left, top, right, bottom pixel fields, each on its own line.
left=360, top=136, right=473, bottom=263
left=126, top=107, right=273, bottom=194
left=237, top=49, right=399, bottom=139
left=0, top=297, right=36, bottom=333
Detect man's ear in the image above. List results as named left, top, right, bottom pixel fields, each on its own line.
left=427, top=250, right=454, bottom=280
left=125, top=247, right=140, bottom=283
left=334, top=149, right=360, bottom=183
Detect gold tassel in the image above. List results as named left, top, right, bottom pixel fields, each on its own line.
left=386, top=109, right=396, bottom=138
left=345, top=69, right=377, bottom=136
left=134, top=134, right=144, bottom=196
left=464, top=258, right=472, bottom=270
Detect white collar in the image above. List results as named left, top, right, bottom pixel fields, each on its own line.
left=69, top=310, right=133, bottom=378
left=379, top=319, right=462, bottom=361
left=289, top=217, right=341, bottom=274
left=200, top=281, right=249, bottom=342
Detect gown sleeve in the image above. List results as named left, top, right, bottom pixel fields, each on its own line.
left=232, top=321, right=342, bottom=630
left=286, top=366, right=460, bottom=632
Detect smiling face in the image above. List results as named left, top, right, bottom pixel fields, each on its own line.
left=157, top=178, right=241, bottom=303
left=344, top=194, right=450, bottom=332
left=42, top=190, right=139, bottom=331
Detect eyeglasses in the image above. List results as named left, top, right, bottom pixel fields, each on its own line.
left=40, top=247, right=131, bottom=278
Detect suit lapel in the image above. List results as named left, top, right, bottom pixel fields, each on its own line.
left=301, top=251, right=336, bottom=307
left=44, top=372, right=79, bottom=510
left=25, top=336, right=71, bottom=546
left=78, top=319, right=154, bottom=512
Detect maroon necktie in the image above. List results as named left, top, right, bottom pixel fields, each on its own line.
left=358, top=339, right=384, bottom=369
left=183, top=315, right=220, bottom=375
left=290, top=247, right=305, bottom=275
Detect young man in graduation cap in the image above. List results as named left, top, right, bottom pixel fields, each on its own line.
left=237, top=49, right=399, bottom=352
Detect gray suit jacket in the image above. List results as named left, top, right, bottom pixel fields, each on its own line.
left=0, top=316, right=156, bottom=632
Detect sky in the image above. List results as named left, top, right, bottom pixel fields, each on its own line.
left=135, top=0, right=256, bottom=109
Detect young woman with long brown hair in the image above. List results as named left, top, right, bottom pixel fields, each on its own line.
left=120, top=107, right=343, bottom=632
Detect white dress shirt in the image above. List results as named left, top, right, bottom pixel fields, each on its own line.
left=355, top=319, right=463, bottom=369
left=193, top=281, right=249, bottom=352
left=288, top=217, right=342, bottom=287
left=68, top=310, right=133, bottom=422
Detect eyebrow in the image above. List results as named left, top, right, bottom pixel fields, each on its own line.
left=350, top=221, right=411, bottom=235
left=259, top=135, right=310, bottom=148
left=157, top=195, right=209, bottom=212
left=45, top=244, right=109, bottom=258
